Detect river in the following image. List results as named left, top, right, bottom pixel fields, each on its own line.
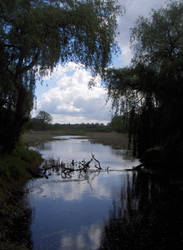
left=26, top=135, right=183, bottom=250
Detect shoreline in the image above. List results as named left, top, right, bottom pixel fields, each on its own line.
left=0, top=146, right=43, bottom=250
left=0, top=129, right=129, bottom=249
left=23, top=130, right=129, bottom=149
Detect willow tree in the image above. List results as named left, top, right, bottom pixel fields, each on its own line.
left=0, top=0, right=120, bottom=153
left=104, top=1, right=183, bottom=166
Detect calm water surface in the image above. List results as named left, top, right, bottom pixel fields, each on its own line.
left=27, top=136, right=138, bottom=250
left=27, top=136, right=183, bottom=250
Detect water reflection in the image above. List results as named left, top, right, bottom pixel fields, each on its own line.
left=36, top=143, right=52, bottom=151
left=59, top=223, right=103, bottom=250
left=28, top=172, right=130, bottom=249
left=28, top=171, right=128, bottom=202
left=35, top=136, right=139, bottom=169
left=28, top=136, right=138, bottom=250
left=0, top=192, right=32, bottom=250
left=25, top=136, right=183, bottom=250
left=99, top=172, right=183, bottom=250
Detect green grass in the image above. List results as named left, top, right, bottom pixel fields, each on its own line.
left=0, top=145, right=42, bottom=180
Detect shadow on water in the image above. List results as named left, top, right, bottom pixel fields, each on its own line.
left=21, top=136, right=183, bottom=250
left=0, top=188, right=32, bottom=250
left=99, top=171, right=183, bottom=250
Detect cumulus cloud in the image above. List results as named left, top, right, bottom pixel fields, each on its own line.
left=117, top=0, right=168, bottom=66
left=34, top=1, right=169, bottom=123
left=36, top=62, right=112, bottom=124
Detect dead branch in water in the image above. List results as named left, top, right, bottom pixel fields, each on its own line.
left=41, top=154, right=102, bottom=179
left=91, top=153, right=102, bottom=169
left=40, top=154, right=140, bottom=179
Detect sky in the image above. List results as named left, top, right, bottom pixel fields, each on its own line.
left=33, top=0, right=167, bottom=124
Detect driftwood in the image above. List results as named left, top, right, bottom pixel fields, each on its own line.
left=41, top=154, right=102, bottom=179
left=39, top=154, right=142, bottom=179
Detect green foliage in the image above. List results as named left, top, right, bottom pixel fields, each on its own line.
left=0, top=0, right=120, bottom=153
left=103, top=0, right=183, bottom=165
left=0, top=145, right=42, bottom=180
left=110, top=115, right=128, bottom=133
left=27, top=120, right=111, bottom=132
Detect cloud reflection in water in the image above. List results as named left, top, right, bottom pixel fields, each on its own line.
left=27, top=136, right=137, bottom=250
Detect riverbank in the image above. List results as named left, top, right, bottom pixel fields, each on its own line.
left=22, top=130, right=129, bottom=149
left=87, top=132, right=129, bottom=149
left=0, top=145, right=43, bottom=250
left=0, top=130, right=129, bottom=249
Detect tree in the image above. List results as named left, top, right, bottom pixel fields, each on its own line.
left=103, top=1, right=183, bottom=166
left=36, top=111, right=52, bottom=124
left=35, top=111, right=52, bottom=129
left=0, top=0, right=120, bottom=153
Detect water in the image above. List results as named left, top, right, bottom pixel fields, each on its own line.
left=34, top=135, right=137, bottom=169
left=27, top=136, right=138, bottom=250
left=26, top=136, right=183, bottom=250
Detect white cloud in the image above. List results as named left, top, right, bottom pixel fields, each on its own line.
left=117, top=0, right=168, bottom=66
left=34, top=1, right=169, bottom=123
left=35, top=63, right=112, bottom=124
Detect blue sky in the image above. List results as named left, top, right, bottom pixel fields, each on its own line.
left=33, top=0, right=167, bottom=124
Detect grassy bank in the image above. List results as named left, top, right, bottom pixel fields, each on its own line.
left=87, top=132, right=129, bottom=149
left=0, top=145, right=43, bottom=181
left=22, top=129, right=87, bottom=146
left=0, top=145, right=43, bottom=250
left=23, top=129, right=129, bottom=149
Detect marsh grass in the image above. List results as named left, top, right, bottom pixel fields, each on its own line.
left=87, top=132, right=129, bottom=149
left=23, top=130, right=129, bottom=149
left=22, top=129, right=86, bottom=146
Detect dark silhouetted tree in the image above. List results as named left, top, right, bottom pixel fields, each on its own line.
left=36, top=111, right=52, bottom=124
left=35, top=111, right=52, bottom=129
left=110, top=115, right=128, bottom=133
left=0, top=0, right=120, bottom=153
left=103, top=1, right=183, bottom=167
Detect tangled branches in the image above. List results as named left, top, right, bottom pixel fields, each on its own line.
left=42, top=154, right=102, bottom=179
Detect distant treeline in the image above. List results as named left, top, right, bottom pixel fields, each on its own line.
left=26, top=111, right=128, bottom=133
left=27, top=118, right=111, bottom=132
